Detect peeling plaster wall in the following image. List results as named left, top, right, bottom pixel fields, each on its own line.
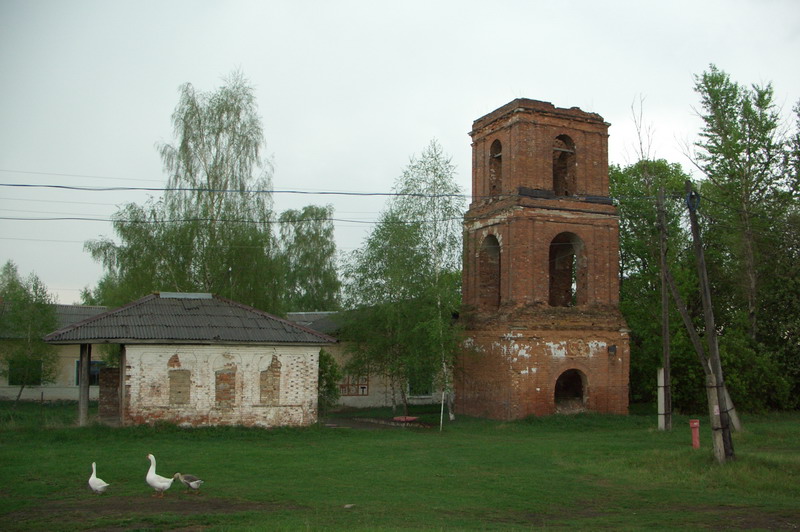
left=457, top=326, right=629, bottom=419
left=123, top=344, right=319, bottom=428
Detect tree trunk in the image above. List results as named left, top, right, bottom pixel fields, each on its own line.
left=13, top=383, right=26, bottom=406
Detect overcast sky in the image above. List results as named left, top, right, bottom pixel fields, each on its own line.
left=1, top=0, right=798, bottom=305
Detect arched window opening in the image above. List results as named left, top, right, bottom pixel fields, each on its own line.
left=478, top=235, right=501, bottom=309
left=553, top=135, right=576, bottom=196
left=554, top=369, right=587, bottom=413
left=489, top=139, right=502, bottom=196
left=548, top=232, right=587, bottom=307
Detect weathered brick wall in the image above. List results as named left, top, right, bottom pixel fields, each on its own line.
left=470, top=99, right=609, bottom=200
left=98, top=366, right=120, bottom=423
left=457, top=99, right=629, bottom=419
left=123, top=345, right=319, bottom=427
left=462, top=200, right=621, bottom=310
left=456, top=313, right=630, bottom=419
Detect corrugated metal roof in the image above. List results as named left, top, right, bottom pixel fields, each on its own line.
left=286, top=311, right=341, bottom=335
left=44, top=293, right=336, bottom=345
left=55, top=304, right=107, bottom=329
left=1, top=303, right=107, bottom=339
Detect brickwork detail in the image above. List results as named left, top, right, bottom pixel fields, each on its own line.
left=457, top=99, right=629, bottom=419
left=215, top=368, right=236, bottom=408
left=123, top=345, right=319, bottom=427
left=169, top=369, right=190, bottom=404
left=259, top=357, right=281, bottom=405
left=98, top=367, right=120, bottom=423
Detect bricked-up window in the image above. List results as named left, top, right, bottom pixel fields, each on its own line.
left=215, top=368, right=236, bottom=408
left=553, top=135, right=576, bottom=196
left=549, top=232, right=587, bottom=307
left=260, top=357, right=281, bottom=405
left=554, top=369, right=587, bottom=412
left=478, top=234, right=501, bottom=309
left=169, top=369, right=191, bottom=404
left=489, top=139, right=502, bottom=195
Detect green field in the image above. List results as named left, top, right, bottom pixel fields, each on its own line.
left=1, top=401, right=798, bottom=530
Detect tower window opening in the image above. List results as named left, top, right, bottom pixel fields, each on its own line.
left=549, top=232, right=587, bottom=307
left=489, top=139, right=502, bottom=196
left=478, top=234, right=501, bottom=309
left=553, top=135, right=576, bottom=196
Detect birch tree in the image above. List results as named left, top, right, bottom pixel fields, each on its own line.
left=85, top=72, right=283, bottom=312
left=279, top=205, right=340, bottom=311
left=341, top=140, right=465, bottom=416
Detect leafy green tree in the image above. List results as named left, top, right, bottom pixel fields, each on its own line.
left=610, top=160, right=697, bottom=407
left=692, top=64, right=792, bottom=340
left=341, top=140, right=465, bottom=416
left=317, top=348, right=342, bottom=417
left=0, top=261, right=58, bottom=404
left=690, top=65, right=798, bottom=410
left=279, top=205, right=340, bottom=311
left=85, top=72, right=284, bottom=312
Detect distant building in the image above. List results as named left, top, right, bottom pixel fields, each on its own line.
left=45, top=293, right=335, bottom=427
left=0, top=303, right=107, bottom=401
left=286, top=312, right=439, bottom=409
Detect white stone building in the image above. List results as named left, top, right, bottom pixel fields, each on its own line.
left=45, top=292, right=335, bottom=428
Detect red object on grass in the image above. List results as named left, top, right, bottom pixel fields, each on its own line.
left=690, top=419, right=700, bottom=449
left=393, top=416, right=419, bottom=422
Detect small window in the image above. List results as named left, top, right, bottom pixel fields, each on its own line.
left=489, top=139, right=502, bottom=195
left=76, top=360, right=106, bottom=386
left=478, top=235, right=501, bottom=309
left=553, top=135, right=576, bottom=196
left=408, top=371, right=433, bottom=398
left=339, top=375, right=369, bottom=396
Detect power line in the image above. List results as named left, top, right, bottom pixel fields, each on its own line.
left=0, top=182, right=468, bottom=198
left=0, top=168, right=163, bottom=183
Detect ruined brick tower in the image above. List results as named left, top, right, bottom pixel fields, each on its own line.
left=455, top=99, right=629, bottom=419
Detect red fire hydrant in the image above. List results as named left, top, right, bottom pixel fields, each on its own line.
left=690, top=419, right=700, bottom=449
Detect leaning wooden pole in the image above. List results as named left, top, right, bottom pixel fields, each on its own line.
left=685, top=181, right=735, bottom=462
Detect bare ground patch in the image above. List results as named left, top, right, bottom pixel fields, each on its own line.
left=5, top=495, right=306, bottom=531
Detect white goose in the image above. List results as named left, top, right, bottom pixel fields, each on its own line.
left=146, top=453, right=174, bottom=497
left=88, top=462, right=110, bottom=494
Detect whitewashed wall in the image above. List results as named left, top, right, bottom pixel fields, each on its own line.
left=124, top=344, right=320, bottom=428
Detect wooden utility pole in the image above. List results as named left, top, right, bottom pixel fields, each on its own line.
left=685, top=180, right=735, bottom=462
left=656, top=187, right=672, bottom=431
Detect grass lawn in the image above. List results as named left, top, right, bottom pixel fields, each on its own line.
left=1, top=401, right=798, bottom=531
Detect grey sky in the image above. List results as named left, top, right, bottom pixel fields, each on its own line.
left=1, top=0, right=798, bottom=304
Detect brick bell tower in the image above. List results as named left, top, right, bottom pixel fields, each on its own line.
left=455, top=99, right=629, bottom=419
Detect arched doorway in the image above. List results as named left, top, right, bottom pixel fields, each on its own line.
left=554, top=369, right=587, bottom=413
